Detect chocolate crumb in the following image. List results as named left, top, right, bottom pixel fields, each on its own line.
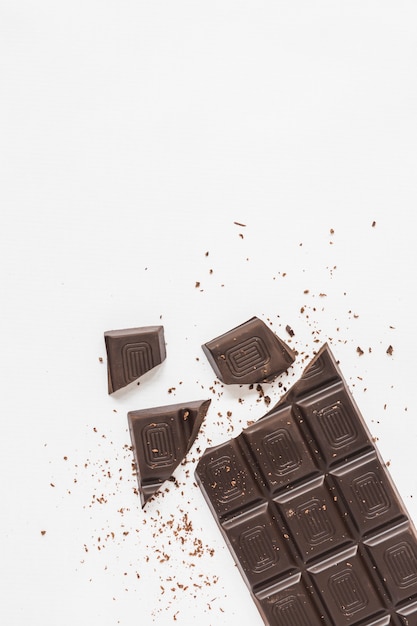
left=285, top=325, right=295, bottom=337
left=386, top=345, right=394, bottom=356
left=356, top=346, right=364, bottom=356
left=41, top=530, right=46, bottom=536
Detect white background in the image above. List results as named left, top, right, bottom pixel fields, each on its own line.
left=1, top=2, right=417, bottom=625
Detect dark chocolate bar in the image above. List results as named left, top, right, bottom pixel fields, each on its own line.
left=104, top=325, right=166, bottom=394
left=129, top=399, right=211, bottom=507
left=202, top=317, right=295, bottom=385
left=195, top=344, right=417, bottom=625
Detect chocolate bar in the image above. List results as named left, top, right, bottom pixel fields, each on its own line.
left=104, top=325, right=166, bottom=394
left=202, top=317, right=295, bottom=385
left=129, top=399, right=211, bottom=507
left=195, top=344, right=417, bottom=625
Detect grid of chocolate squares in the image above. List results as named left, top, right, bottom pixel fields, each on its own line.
left=104, top=319, right=417, bottom=626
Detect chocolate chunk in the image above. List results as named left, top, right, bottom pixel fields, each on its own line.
left=202, top=317, right=295, bottom=385
left=285, top=324, right=295, bottom=337
left=104, top=325, right=166, bottom=394
left=195, top=344, right=417, bottom=625
left=128, top=399, right=211, bottom=507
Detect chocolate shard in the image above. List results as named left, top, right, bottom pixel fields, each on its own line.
left=201, top=317, right=295, bottom=385
left=104, top=325, right=166, bottom=394
left=195, top=344, right=417, bottom=625
left=262, top=341, right=341, bottom=418
left=128, top=399, right=211, bottom=508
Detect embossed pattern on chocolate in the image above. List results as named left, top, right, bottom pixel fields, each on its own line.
left=202, top=317, right=295, bottom=385
left=129, top=399, right=211, bottom=507
left=104, top=325, right=166, bottom=394
left=196, top=344, right=417, bottom=625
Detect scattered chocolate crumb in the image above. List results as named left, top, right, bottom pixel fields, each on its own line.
left=372, top=221, right=376, bottom=227
left=256, top=384, right=264, bottom=396
left=356, top=346, right=364, bottom=356
left=195, top=281, right=200, bottom=288
left=41, top=530, right=46, bottom=536
left=386, top=345, right=394, bottom=356
left=233, top=221, right=246, bottom=227
left=98, top=357, right=103, bottom=363
left=285, top=325, right=295, bottom=337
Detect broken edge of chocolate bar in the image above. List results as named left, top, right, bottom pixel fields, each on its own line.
left=195, top=344, right=417, bottom=625
left=104, top=325, right=166, bottom=394
left=128, top=399, right=211, bottom=508
left=201, top=316, right=295, bottom=385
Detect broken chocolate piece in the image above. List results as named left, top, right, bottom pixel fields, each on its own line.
left=104, top=325, right=166, bottom=394
left=128, top=399, right=211, bottom=507
left=202, top=317, right=295, bottom=385
left=195, top=344, right=417, bottom=625
left=285, top=324, right=295, bottom=337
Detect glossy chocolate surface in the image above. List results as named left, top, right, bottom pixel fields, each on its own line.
left=202, top=317, right=295, bottom=385
left=129, top=399, right=211, bottom=507
left=196, top=345, right=417, bottom=625
left=104, top=325, right=166, bottom=394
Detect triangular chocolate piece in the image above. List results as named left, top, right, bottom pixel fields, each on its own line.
left=104, top=325, right=166, bottom=394
left=262, top=342, right=340, bottom=417
left=128, top=399, right=211, bottom=507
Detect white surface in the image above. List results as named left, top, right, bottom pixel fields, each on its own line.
left=1, top=2, right=417, bottom=625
